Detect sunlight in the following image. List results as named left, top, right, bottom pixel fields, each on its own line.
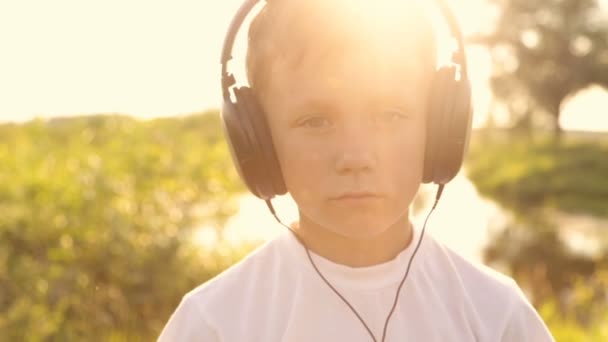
left=332, top=0, right=460, bottom=66
left=343, top=0, right=429, bottom=27
left=561, top=85, right=608, bottom=132
left=1, top=0, right=605, bottom=133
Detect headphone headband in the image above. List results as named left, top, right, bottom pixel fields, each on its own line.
left=220, top=0, right=468, bottom=99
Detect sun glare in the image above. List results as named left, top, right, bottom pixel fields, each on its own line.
left=561, top=85, right=608, bottom=132
left=1, top=0, right=604, bottom=133
left=337, top=0, right=491, bottom=68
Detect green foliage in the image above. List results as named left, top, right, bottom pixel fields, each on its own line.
left=541, top=272, right=608, bottom=341
left=0, top=113, right=249, bottom=340
left=466, top=129, right=608, bottom=340
left=466, top=131, right=608, bottom=218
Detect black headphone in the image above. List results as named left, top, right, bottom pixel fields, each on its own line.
left=220, top=0, right=473, bottom=200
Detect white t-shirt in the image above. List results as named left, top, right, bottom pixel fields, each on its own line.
left=158, top=226, right=554, bottom=341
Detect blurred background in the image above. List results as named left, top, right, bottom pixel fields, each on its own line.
left=1, top=0, right=607, bottom=340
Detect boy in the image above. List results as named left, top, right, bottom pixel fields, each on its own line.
left=159, top=0, right=554, bottom=341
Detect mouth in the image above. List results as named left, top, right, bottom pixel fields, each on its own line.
left=331, top=192, right=381, bottom=201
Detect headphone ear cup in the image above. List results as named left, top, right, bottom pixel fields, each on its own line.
left=423, top=66, right=472, bottom=184
left=221, top=98, right=258, bottom=193
left=439, top=77, right=472, bottom=182
left=423, top=67, right=453, bottom=184
left=221, top=87, right=286, bottom=200
left=237, top=87, right=287, bottom=198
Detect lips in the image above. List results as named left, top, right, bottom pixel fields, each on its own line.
left=331, top=192, right=380, bottom=200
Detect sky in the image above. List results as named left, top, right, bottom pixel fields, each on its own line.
left=0, top=0, right=607, bottom=131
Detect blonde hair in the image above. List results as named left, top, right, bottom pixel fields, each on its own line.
left=246, top=0, right=438, bottom=100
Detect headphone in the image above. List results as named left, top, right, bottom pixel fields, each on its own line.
left=220, top=0, right=473, bottom=200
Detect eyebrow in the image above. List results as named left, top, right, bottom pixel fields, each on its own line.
left=287, top=99, right=418, bottom=121
left=285, top=78, right=423, bottom=113
left=289, top=97, right=336, bottom=115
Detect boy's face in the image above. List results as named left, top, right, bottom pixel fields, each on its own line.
left=262, top=52, right=429, bottom=240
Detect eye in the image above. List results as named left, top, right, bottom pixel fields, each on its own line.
left=298, top=116, right=332, bottom=129
left=374, top=109, right=410, bottom=123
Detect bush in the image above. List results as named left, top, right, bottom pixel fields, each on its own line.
left=0, top=113, right=248, bottom=340
left=466, top=129, right=608, bottom=341
left=466, top=130, right=608, bottom=218
left=540, top=272, right=608, bottom=341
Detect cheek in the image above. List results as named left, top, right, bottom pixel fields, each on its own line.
left=383, top=133, right=425, bottom=199
left=275, top=138, right=327, bottom=197
left=386, top=127, right=425, bottom=167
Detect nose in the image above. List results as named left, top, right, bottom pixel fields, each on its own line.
left=334, top=120, right=377, bottom=174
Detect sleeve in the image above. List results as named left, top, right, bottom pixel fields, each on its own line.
left=157, top=295, right=220, bottom=342
left=500, top=282, right=555, bottom=342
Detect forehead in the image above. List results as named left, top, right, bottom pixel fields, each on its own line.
left=264, top=1, right=435, bottom=70
left=264, top=50, right=431, bottom=115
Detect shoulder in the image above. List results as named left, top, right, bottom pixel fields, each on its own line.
left=499, top=283, right=555, bottom=341
left=421, top=232, right=520, bottom=298
left=186, top=234, right=287, bottom=310
left=157, top=290, right=219, bottom=342
left=420, top=233, right=554, bottom=340
left=159, top=234, right=291, bottom=341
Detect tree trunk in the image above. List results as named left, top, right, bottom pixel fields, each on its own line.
left=551, top=98, right=564, bottom=143
left=553, top=116, right=563, bottom=140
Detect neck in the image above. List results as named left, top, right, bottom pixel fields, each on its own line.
left=291, top=212, right=413, bottom=268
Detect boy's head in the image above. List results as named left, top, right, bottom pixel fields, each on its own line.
left=247, top=0, right=437, bottom=101
left=245, top=0, right=439, bottom=239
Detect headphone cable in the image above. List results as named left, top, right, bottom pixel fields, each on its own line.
left=265, top=184, right=445, bottom=342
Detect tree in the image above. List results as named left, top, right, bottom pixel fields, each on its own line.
left=470, top=0, right=608, bottom=137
